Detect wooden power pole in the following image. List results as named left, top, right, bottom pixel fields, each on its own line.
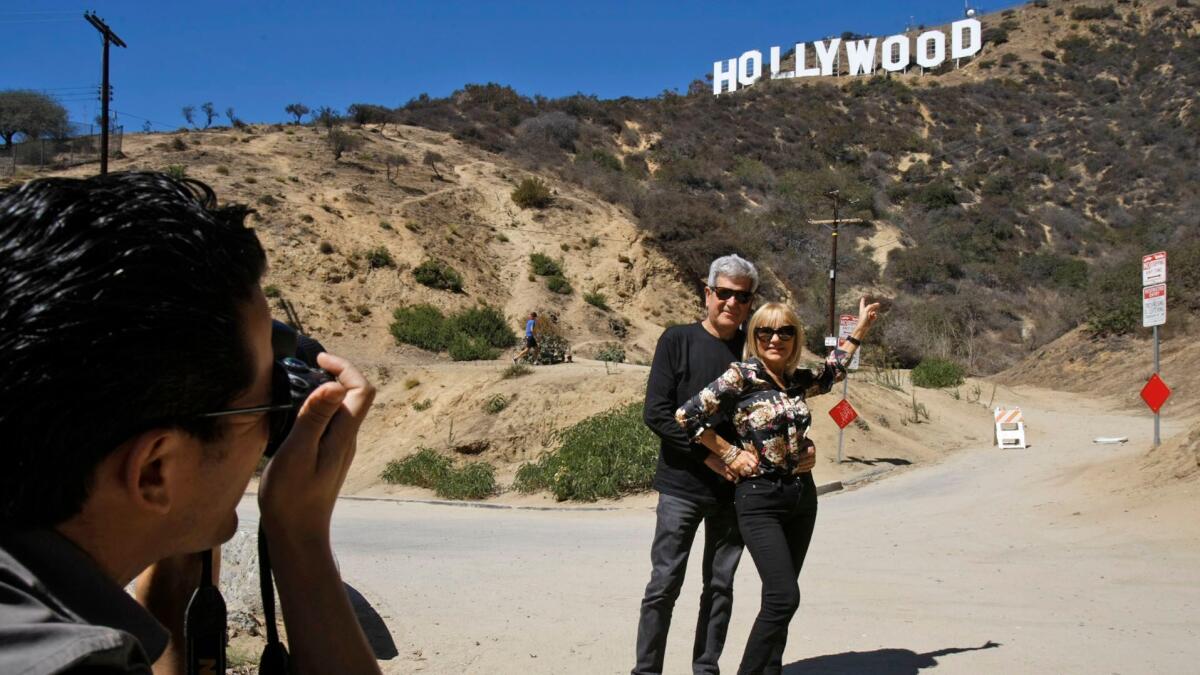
left=84, top=12, right=127, bottom=176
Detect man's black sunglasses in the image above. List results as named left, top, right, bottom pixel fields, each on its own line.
left=754, top=325, right=797, bottom=342
left=709, top=286, right=754, bottom=303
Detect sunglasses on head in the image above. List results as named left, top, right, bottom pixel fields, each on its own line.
left=754, top=325, right=796, bottom=342
left=709, top=286, right=754, bottom=304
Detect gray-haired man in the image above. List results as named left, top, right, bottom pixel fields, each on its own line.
left=632, top=254, right=757, bottom=675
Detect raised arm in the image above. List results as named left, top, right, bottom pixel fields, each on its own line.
left=801, top=297, right=880, bottom=398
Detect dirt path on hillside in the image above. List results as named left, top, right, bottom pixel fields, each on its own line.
left=236, top=386, right=1199, bottom=674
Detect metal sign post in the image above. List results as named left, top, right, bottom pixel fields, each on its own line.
left=835, top=314, right=860, bottom=462
left=1141, top=251, right=1167, bottom=447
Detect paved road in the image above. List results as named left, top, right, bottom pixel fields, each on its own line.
left=237, top=389, right=1199, bottom=673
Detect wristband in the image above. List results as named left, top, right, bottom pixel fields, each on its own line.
left=721, top=446, right=740, bottom=466
left=846, top=335, right=861, bottom=346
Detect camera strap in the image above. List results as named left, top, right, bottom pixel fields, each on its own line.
left=184, top=549, right=226, bottom=675
left=257, top=524, right=290, bottom=674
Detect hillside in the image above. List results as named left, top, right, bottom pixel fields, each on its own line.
left=389, top=0, right=1200, bottom=374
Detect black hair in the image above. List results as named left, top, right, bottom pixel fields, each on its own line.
left=0, top=172, right=267, bottom=530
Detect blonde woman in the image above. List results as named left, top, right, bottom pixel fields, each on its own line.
left=676, top=298, right=878, bottom=674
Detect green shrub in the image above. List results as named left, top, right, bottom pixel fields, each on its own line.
left=164, top=164, right=187, bottom=180
left=583, top=291, right=609, bottom=310
left=529, top=252, right=562, bottom=276
left=596, top=343, right=626, bottom=363
left=511, top=177, right=553, bottom=208
left=1085, top=257, right=1140, bottom=334
left=911, top=358, right=966, bottom=388
left=215, top=165, right=230, bottom=176
left=366, top=246, right=395, bottom=269
left=445, top=305, right=518, bottom=349
left=263, top=285, right=281, bottom=298
left=404, top=378, right=420, bottom=389
left=434, top=462, right=497, bottom=500
left=546, top=275, right=573, bottom=294
left=381, top=448, right=451, bottom=488
left=484, top=393, right=509, bottom=415
left=390, top=304, right=448, bottom=351
left=513, top=402, right=657, bottom=501
left=1071, top=5, right=1116, bottom=21
left=413, top=258, right=464, bottom=292
left=913, top=183, right=958, bottom=210
left=412, top=398, right=432, bottom=411
left=448, top=334, right=500, bottom=361
left=502, top=363, right=533, bottom=379
left=319, top=241, right=334, bottom=254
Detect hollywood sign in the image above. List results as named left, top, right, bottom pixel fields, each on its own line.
left=713, top=18, right=983, bottom=95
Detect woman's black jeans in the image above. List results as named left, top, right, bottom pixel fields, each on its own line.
left=734, top=473, right=818, bottom=675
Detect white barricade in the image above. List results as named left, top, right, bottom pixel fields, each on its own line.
left=994, top=407, right=1027, bottom=449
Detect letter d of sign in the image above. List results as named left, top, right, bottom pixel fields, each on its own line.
left=951, top=18, right=982, bottom=59
left=915, top=30, right=946, bottom=69
left=738, top=50, right=763, bottom=87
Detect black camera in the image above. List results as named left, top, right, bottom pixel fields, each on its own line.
left=267, top=321, right=334, bottom=456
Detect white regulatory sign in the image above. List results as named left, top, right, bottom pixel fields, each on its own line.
left=838, top=314, right=862, bottom=370
left=1143, top=284, right=1166, bottom=328
left=1143, top=251, right=1167, bottom=286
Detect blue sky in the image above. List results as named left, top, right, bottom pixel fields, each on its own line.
left=3, top=1, right=1022, bottom=130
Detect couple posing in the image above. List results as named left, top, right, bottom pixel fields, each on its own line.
left=633, top=254, right=878, bottom=675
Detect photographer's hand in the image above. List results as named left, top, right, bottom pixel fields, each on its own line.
left=258, top=351, right=380, bottom=675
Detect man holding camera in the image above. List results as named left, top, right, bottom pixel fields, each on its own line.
left=0, top=173, right=381, bottom=674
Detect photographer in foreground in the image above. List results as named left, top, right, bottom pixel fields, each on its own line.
left=0, top=172, right=381, bottom=674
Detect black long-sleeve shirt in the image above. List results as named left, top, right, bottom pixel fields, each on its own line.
left=643, top=322, right=745, bottom=504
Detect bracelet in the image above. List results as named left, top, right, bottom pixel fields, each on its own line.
left=846, top=335, right=861, bottom=346
left=721, top=446, right=740, bottom=466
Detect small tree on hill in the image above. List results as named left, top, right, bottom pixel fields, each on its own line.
left=0, top=90, right=69, bottom=170
left=384, top=153, right=408, bottom=183
left=314, top=106, right=340, bottom=131
left=423, top=150, right=444, bottom=180
left=284, top=103, right=309, bottom=124
left=200, top=102, right=216, bottom=129
left=181, top=105, right=196, bottom=129
left=327, top=128, right=363, bottom=161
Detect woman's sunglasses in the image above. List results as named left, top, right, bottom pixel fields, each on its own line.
left=754, top=325, right=796, bottom=342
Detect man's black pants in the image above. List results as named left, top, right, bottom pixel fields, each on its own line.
left=734, top=474, right=818, bottom=675
left=632, top=492, right=744, bottom=675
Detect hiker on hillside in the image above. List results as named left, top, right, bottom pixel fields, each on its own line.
left=634, top=254, right=798, bottom=675
left=0, top=173, right=381, bottom=675
left=676, top=297, right=878, bottom=674
left=514, top=311, right=540, bottom=364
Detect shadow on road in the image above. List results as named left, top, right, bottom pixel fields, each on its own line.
left=843, top=456, right=913, bottom=466
left=345, top=582, right=399, bottom=660
left=783, top=640, right=1000, bottom=674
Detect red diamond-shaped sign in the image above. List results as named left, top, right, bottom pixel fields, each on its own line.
left=829, top=399, right=858, bottom=429
left=1140, top=374, right=1171, bottom=414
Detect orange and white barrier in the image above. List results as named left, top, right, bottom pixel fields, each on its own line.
left=994, top=407, right=1027, bottom=449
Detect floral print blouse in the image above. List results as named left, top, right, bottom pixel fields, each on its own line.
left=675, top=351, right=850, bottom=477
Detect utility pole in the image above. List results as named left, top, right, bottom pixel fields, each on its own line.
left=84, top=12, right=127, bottom=176
left=824, top=190, right=842, bottom=349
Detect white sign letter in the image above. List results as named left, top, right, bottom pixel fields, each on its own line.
left=916, top=30, right=946, bottom=69
left=814, top=38, right=842, bottom=76
left=951, top=18, right=982, bottom=59
left=738, top=50, right=763, bottom=87
left=795, top=43, right=820, bottom=77
left=713, top=58, right=738, bottom=95
left=881, top=34, right=910, bottom=72
left=845, top=38, right=879, bottom=75
left=770, top=46, right=794, bottom=79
